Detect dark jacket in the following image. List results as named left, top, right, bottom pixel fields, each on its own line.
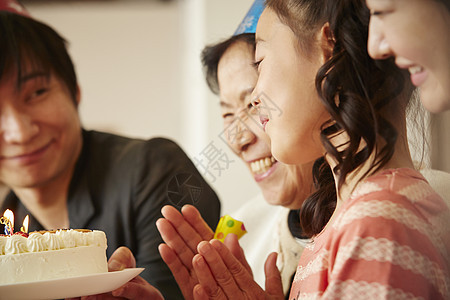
left=1, top=130, right=221, bottom=299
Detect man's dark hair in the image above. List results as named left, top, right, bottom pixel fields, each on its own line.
left=0, top=12, right=78, bottom=104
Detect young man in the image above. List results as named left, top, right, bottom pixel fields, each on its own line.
left=0, top=1, right=220, bottom=298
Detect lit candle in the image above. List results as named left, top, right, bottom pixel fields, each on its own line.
left=20, top=215, right=29, bottom=234
left=1, top=209, right=14, bottom=235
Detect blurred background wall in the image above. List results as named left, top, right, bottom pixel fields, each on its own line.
left=21, top=0, right=258, bottom=214
left=8, top=0, right=448, bottom=214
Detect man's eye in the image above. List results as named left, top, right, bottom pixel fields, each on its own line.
left=26, top=88, right=48, bottom=102
left=34, top=88, right=48, bottom=96
left=222, top=113, right=233, bottom=119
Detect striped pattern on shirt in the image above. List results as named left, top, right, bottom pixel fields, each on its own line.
left=289, top=168, right=450, bottom=300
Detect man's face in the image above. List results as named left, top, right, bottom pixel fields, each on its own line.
left=0, top=68, right=82, bottom=190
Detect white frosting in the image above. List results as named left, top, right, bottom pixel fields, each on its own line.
left=92, top=230, right=107, bottom=247
left=73, top=230, right=88, bottom=246
left=27, top=232, right=47, bottom=252
left=5, top=235, right=28, bottom=255
left=0, top=230, right=107, bottom=254
left=56, top=229, right=75, bottom=248
left=0, top=230, right=108, bottom=284
left=44, top=232, right=62, bottom=250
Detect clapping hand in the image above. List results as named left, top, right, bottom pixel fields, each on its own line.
left=157, top=205, right=254, bottom=300
left=192, top=234, right=284, bottom=300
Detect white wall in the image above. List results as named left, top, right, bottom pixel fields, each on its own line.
left=27, top=1, right=183, bottom=140
left=25, top=0, right=259, bottom=214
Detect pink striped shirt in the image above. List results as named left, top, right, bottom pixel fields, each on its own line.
left=289, top=168, right=450, bottom=299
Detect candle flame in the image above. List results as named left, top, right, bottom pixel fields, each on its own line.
left=21, top=215, right=29, bottom=233
left=3, top=209, right=14, bottom=228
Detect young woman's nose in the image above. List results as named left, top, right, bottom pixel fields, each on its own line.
left=367, top=20, right=393, bottom=60
left=251, top=96, right=261, bottom=108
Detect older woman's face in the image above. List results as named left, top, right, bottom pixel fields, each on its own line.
left=366, top=0, right=450, bottom=113
left=217, top=41, right=312, bottom=209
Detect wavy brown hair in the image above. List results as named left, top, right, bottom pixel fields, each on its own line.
left=266, top=0, right=413, bottom=237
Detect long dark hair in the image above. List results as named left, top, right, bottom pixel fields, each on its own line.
left=266, top=0, right=413, bottom=237
left=0, top=12, right=78, bottom=104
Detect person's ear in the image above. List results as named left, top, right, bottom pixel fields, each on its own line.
left=318, top=22, right=335, bottom=63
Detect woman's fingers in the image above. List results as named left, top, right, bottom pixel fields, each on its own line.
left=264, top=252, right=284, bottom=298
left=158, top=243, right=192, bottom=285
left=223, top=233, right=253, bottom=277
left=181, top=205, right=215, bottom=241
left=159, top=243, right=199, bottom=300
left=192, top=253, right=227, bottom=300
left=161, top=205, right=212, bottom=252
left=156, top=218, right=196, bottom=269
left=195, top=240, right=264, bottom=299
left=208, top=239, right=259, bottom=292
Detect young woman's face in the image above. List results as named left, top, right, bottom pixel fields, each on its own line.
left=217, top=41, right=313, bottom=208
left=252, top=8, right=329, bottom=165
left=366, top=0, right=450, bottom=113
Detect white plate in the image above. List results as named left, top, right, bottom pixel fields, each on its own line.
left=0, top=268, right=144, bottom=300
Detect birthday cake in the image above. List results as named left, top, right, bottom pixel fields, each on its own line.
left=0, top=229, right=108, bottom=285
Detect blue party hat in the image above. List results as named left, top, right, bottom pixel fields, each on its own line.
left=234, top=0, right=265, bottom=35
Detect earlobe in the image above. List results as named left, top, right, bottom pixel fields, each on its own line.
left=319, top=22, right=335, bottom=62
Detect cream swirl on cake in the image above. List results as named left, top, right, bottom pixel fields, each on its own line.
left=73, top=230, right=89, bottom=246
left=44, top=231, right=62, bottom=250
left=5, top=235, right=28, bottom=254
left=1, top=229, right=107, bottom=254
left=27, top=232, right=47, bottom=252
left=55, top=229, right=76, bottom=248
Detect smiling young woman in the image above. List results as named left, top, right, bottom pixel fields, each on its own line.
left=366, top=0, right=450, bottom=113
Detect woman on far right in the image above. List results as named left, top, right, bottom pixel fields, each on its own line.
left=366, top=0, right=450, bottom=113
